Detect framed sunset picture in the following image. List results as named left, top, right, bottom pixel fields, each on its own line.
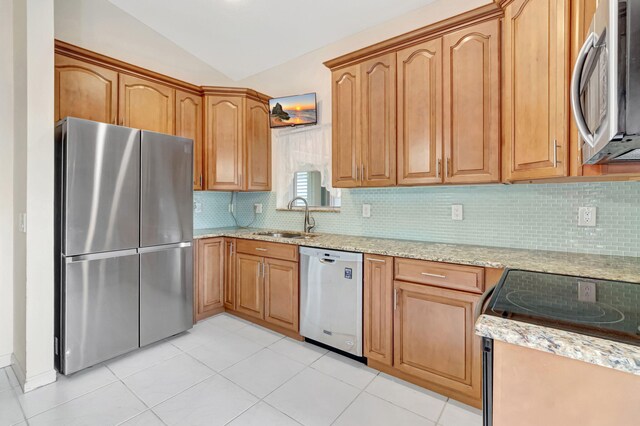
left=269, top=93, right=317, bottom=128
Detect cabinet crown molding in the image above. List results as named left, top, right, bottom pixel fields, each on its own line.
left=55, top=40, right=271, bottom=103
left=323, top=3, right=503, bottom=70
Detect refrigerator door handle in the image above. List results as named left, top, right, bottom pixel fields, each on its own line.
left=138, top=242, right=192, bottom=254
left=65, top=249, right=139, bottom=263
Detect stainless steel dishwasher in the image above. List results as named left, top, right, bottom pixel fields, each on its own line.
left=299, top=247, right=363, bottom=356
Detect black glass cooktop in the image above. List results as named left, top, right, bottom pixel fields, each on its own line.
left=484, top=270, right=640, bottom=345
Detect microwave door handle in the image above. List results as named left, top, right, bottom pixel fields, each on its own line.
left=571, top=32, right=597, bottom=148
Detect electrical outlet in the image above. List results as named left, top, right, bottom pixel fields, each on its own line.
left=18, top=213, right=27, bottom=233
left=228, top=204, right=234, bottom=213
left=362, top=204, right=371, bottom=218
left=254, top=203, right=263, bottom=214
left=578, top=206, right=597, bottom=227
left=193, top=201, right=202, bottom=213
left=452, top=204, right=463, bottom=221
left=578, top=281, right=597, bottom=303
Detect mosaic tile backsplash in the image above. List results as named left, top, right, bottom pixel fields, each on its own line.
left=194, top=182, right=640, bottom=257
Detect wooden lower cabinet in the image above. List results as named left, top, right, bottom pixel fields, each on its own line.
left=195, top=238, right=224, bottom=321
left=264, top=258, right=299, bottom=332
left=364, top=256, right=485, bottom=407
left=223, top=238, right=236, bottom=310
left=393, top=281, right=481, bottom=403
left=235, top=253, right=264, bottom=320
left=363, top=255, right=394, bottom=366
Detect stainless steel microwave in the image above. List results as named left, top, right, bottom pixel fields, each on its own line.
left=571, top=0, right=640, bottom=164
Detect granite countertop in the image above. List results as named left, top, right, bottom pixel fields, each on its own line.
left=195, top=227, right=640, bottom=371
left=193, top=227, right=640, bottom=283
left=476, top=315, right=640, bottom=376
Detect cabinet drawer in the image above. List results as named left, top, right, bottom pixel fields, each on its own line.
left=394, top=259, right=484, bottom=294
left=236, top=239, right=298, bottom=261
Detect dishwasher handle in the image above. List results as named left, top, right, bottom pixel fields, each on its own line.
left=318, top=258, right=336, bottom=264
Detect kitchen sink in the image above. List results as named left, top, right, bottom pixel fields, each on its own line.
left=254, top=231, right=314, bottom=239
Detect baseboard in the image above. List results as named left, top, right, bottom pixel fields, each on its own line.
left=0, top=353, right=11, bottom=368
left=11, top=354, right=57, bottom=393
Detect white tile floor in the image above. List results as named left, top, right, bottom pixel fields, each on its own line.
left=0, top=313, right=482, bottom=426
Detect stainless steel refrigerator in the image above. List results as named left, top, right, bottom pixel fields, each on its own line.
left=54, top=117, right=193, bottom=375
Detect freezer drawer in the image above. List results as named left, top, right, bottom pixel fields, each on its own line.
left=60, top=118, right=140, bottom=256
left=59, top=250, right=139, bottom=375
left=140, top=131, right=193, bottom=246
left=140, top=243, right=193, bottom=346
left=300, top=247, right=363, bottom=356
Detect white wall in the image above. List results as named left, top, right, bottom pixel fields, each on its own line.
left=238, top=0, right=490, bottom=122
left=12, top=0, right=57, bottom=392
left=0, top=0, right=15, bottom=368
left=54, top=0, right=235, bottom=86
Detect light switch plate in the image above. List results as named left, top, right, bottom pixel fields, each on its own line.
left=578, top=206, right=597, bottom=227
left=362, top=204, right=371, bottom=218
left=452, top=204, right=463, bottom=221
left=254, top=203, right=263, bottom=214
left=193, top=201, right=202, bottom=213
left=19, top=213, right=27, bottom=233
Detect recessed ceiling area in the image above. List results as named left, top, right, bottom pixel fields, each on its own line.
left=108, top=0, right=437, bottom=81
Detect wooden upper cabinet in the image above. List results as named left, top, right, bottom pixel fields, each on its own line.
left=397, top=39, right=443, bottom=185
left=195, top=238, right=224, bottom=321
left=364, top=255, right=394, bottom=366
left=332, top=65, right=361, bottom=188
left=360, top=53, right=397, bottom=187
left=246, top=99, right=272, bottom=191
left=503, top=0, right=569, bottom=181
left=264, top=258, right=299, bottom=331
left=119, top=74, right=175, bottom=133
left=176, top=90, right=204, bottom=190
left=223, top=238, right=236, bottom=311
left=394, top=281, right=481, bottom=402
left=205, top=95, right=244, bottom=191
left=54, top=54, right=118, bottom=124
left=443, top=20, right=500, bottom=184
left=235, top=253, right=264, bottom=320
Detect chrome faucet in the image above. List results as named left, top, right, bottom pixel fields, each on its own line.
left=288, top=197, right=316, bottom=233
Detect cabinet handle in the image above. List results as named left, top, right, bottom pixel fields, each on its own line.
left=394, top=289, right=398, bottom=311
left=255, top=247, right=267, bottom=252
left=553, top=140, right=559, bottom=168
left=436, top=159, right=441, bottom=178
left=230, top=242, right=234, bottom=256
left=199, top=175, right=203, bottom=188
left=446, top=158, right=451, bottom=177
left=355, top=165, right=359, bottom=181
left=361, top=164, right=365, bottom=181
left=367, top=258, right=386, bottom=263
left=257, top=263, right=261, bottom=280
left=263, top=262, right=267, bottom=277
left=421, top=272, right=446, bottom=279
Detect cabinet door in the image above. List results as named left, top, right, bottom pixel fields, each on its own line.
left=397, top=39, right=443, bottom=185
left=236, top=253, right=264, bottom=320
left=205, top=95, right=244, bottom=191
left=118, top=74, right=175, bottom=133
left=394, top=281, right=481, bottom=401
left=361, top=53, right=396, bottom=187
left=503, top=0, right=569, bottom=181
left=223, top=239, right=236, bottom=310
left=443, top=20, right=500, bottom=184
left=363, top=255, right=394, bottom=366
left=264, top=258, right=299, bottom=331
left=246, top=99, right=272, bottom=191
left=176, top=90, right=204, bottom=190
left=195, top=238, right=224, bottom=321
left=54, top=54, right=118, bottom=124
left=332, top=65, right=361, bottom=188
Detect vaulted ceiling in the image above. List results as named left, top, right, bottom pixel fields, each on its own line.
left=107, top=0, right=437, bottom=81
